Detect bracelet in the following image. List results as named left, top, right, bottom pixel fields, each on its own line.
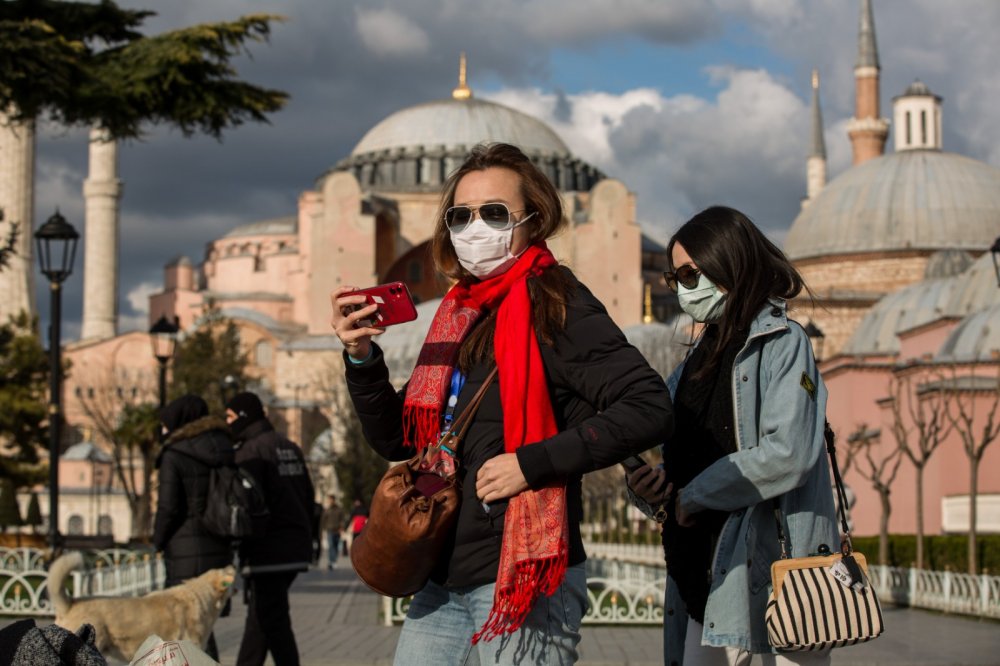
left=347, top=347, right=374, bottom=364
left=652, top=504, right=669, bottom=524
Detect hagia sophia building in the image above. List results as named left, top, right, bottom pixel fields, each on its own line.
left=0, top=0, right=997, bottom=545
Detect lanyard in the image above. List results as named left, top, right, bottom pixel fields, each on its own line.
left=442, top=368, right=466, bottom=430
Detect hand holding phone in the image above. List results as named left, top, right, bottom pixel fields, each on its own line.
left=343, top=282, right=418, bottom=328
left=620, top=454, right=648, bottom=473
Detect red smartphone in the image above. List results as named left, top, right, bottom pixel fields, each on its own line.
left=345, top=282, right=418, bottom=328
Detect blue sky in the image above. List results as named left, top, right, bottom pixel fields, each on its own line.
left=15, top=0, right=1000, bottom=338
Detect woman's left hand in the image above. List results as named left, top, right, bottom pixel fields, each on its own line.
left=476, top=453, right=529, bottom=503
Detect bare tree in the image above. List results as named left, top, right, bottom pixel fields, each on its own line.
left=75, top=364, right=159, bottom=538
left=886, top=365, right=953, bottom=570
left=943, top=362, right=1000, bottom=574
left=843, top=424, right=903, bottom=565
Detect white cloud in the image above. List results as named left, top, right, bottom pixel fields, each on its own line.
left=355, top=8, right=430, bottom=58
left=126, top=281, right=159, bottom=315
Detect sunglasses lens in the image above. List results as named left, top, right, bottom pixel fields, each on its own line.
left=446, top=206, right=473, bottom=229
left=480, top=203, right=511, bottom=228
left=678, top=266, right=700, bottom=289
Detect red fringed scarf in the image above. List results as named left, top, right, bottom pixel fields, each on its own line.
left=402, top=244, right=569, bottom=643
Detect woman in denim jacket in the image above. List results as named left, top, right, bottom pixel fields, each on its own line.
left=628, top=206, right=838, bottom=666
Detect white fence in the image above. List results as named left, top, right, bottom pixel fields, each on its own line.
left=869, top=564, right=1000, bottom=619
left=0, top=547, right=165, bottom=617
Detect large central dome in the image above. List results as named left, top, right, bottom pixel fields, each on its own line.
left=351, top=98, right=570, bottom=157
left=785, top=149, right=1000, bottom=261
left=334, top=94, right=603, bottom=193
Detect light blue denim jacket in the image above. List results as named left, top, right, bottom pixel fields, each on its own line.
left=630, top=300, right=838, bottom=664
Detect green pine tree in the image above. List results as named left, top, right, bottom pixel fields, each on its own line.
left=170, top=304, right=249, bottom=412
left=0, top=477, right=23, bottom=532
left=24, top=491, right=42, bottom=533
left=0, top=313, right=50, bottom=489
left=0, top=1, right=288, bottom=140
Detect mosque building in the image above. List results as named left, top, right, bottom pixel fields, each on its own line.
left=782, top=0, right=1000, bottom=540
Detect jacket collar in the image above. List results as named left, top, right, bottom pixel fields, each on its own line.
left=163, top=415, right=230, bottom=445
left=746, top=298, right=789, bottom=343
left=234, top=418, right=274, bottom=444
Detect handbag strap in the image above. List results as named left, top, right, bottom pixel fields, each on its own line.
left=438, top=366, right=498, bottom=454
left=773, top=420, right=853, bottom=558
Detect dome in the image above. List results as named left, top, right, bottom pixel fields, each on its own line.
left=352, top=98, right=569, bottom=157
left=936, top=301, right=1000, bottom=362
left=623, top=314, right=694, bottom=377
left=923, top=250, right=973, bottom=279
left=785, top=150, right=1000, bottom=261
left=841, top=277, right=961, bottom=356
left=943, top=251, right=1000, bottom=317
left=223, top=216, right=296, bottom=238
left=334, top=97, right=604, bottom=193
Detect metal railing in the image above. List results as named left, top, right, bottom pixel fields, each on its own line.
left=869, top=564, right=1000, bottom=619
left=0, top=547, right=165, bottom=617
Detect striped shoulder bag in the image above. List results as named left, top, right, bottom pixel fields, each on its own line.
left=764, top=423, right=884, bottom=651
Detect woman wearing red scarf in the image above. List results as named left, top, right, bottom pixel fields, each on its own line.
left=330, top=143, right=673, bottom=665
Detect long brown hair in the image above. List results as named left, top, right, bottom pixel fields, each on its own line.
left=429, top=143, right=573, bottom=369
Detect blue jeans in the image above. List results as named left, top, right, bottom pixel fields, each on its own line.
left=326, top=531, right=341, bottom=566
left=393, top=563, right=587, bottom=666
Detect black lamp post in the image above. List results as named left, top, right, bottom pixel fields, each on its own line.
left=991, top=236, right=1000, bottom=288
left=804, top=321, right=826, bottom=362
left=149, top=315, right=179, bottom=408
left=34, top=210, right=79, bottom=551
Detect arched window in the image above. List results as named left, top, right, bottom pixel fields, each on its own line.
left=255, top=340, right=273, bottom=368
left=97, top=515, right=113, bottom=536
left=67, top=515, right=84, bottom=535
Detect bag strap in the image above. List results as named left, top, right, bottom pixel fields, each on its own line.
left=773, top=420, right=853, bottom=558
left=438, top=367, right=498, bottom=454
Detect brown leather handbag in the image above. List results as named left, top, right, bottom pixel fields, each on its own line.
left=351, top=368, right=498, bottom=597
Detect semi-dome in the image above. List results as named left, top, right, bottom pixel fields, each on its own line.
left=333, top=97, right=604, bottom=193
left=943, top=251, right=1000, bottom=317
left=785, top=150, right=1000, bottom=261
left=840, top=277, right=960, bottom=356
left=936, top=301, right=1000, bottom=362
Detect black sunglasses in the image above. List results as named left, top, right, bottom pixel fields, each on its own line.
left=444, top=203, right=526, bottom=232
left=663, top=264, right=701, bottom=292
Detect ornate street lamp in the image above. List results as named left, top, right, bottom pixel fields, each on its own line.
left=990, top=236, right=1000, bottom=288
left=804, top=321, right=826, bottom=362
left=149, top=315, right=179, bottom=408
left=34, top=210, right=79, bottom=551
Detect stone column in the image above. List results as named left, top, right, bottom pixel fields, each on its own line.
left=0, top=117, right=36, bottom=320
left=81, top=128, right=123, bottom=341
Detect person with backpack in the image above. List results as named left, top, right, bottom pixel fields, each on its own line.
left=152, top=394, right=234, bottom=661
left=225, top=391, right=315, bottom=666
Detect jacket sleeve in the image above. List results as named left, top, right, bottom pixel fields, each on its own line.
left=515, top=276, right=674, bottom=487
left=152, top=451, right=186, bottom=551
left=680, top=324, right=826, bottom=514
left=343, top=343, right=412, bottom=461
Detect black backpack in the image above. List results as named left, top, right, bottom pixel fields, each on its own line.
left=201, top=465, right=270, bottom=539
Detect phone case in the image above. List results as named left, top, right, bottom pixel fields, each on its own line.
left=351, top=282, right=417, bottom=328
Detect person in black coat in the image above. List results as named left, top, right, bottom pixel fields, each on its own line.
left=226, top=391, right=315, bottom=666
left=152, top=394, right=234, bottom=661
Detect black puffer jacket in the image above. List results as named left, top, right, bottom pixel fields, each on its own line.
left=152, top=415, right=235, bottom=586
left=346, top=269, right=674, bottom=587
left=233, top=420, right=315, bottom=575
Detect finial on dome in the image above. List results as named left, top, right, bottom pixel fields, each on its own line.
left=452, top=52, right=473, bottom=100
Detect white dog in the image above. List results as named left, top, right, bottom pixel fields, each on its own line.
left=47, top=552, right=235, bottom=662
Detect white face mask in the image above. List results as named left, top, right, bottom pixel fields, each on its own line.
left=677, top=272, right=726, bottom=322
left=449, top=212, right=535, bottom=279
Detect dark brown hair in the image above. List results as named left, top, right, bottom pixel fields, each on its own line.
left=429, top=143, right=572, bottom=369
left=667, top=206, right=810, bottom=379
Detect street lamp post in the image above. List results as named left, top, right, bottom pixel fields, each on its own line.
left=149, top=315, right=179, bottom=408
left=804, top=321, right=826, bottom=362
left=990, top=236, right=1000, bottom=288
left=34, top=210, right=79, bottom=551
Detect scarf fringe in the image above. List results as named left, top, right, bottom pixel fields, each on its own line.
left=403, top=405, right=438, bottom=452
left=471, top=551, right=569, bottom=644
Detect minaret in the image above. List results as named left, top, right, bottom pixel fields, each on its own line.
left=452, top=52, right=473, bottom=100
left=846, top=0, right=889, bottom=165
left=80, top=128, right=123, bottom=340
left=803, top=69, right=827, bottom=209
left=892, top=80, right=942, bottom=152
left=0, top=116, right=36, bottom=320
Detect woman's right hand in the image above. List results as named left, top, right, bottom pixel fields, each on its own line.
left=330, top=286, right=384, bottom=361
left=627, top=464, right=671, bottom=505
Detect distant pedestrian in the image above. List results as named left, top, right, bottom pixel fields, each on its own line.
left=320, top=495, right=345, bottom=569
left=345, top=499, right=368, bottom=553
left=152, top=394, right=234, bottom=661
left=226, top=391, right=315, bottom=666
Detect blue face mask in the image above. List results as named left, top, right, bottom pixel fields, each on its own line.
left=677, top=272, right=726, bottom=323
